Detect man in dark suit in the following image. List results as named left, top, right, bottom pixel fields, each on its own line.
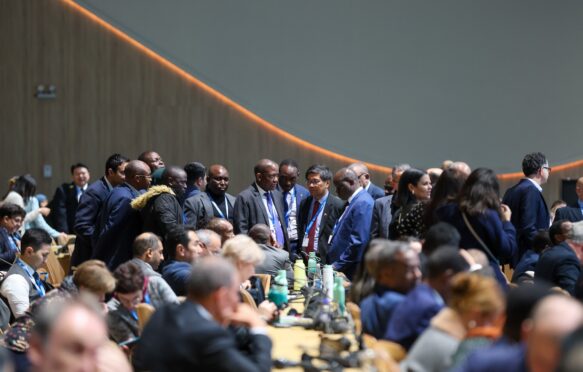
left=71, top=154, right=129, bottom=269
left=535, top=220, right=580, bottom=295
left=297, top=164, right=344, bottom=263
left=233, top=159, right=289, bottom=251
left=183, top=162, right=206, bottom=202
left=249, top=224, right=293, bottom=282
left=133, top=256, right=272, bottom=372
left=184, top=164, right=236, bottom=228
left=370, top=195, right=393, bottom=239
left=555, top=177, right=583, bottom=223
left=349, top=162, right=385, bottom=200
left=328, top=167, right=374, bottom=279
left=502, top=152, right=551, bottom=265
left=93, top=160, right=151, bottom=270
left=0, top=203, right=25, bottom=271
left=49, top=163, right=91, bottom=234
left=277, top=159, right=310, bottom=257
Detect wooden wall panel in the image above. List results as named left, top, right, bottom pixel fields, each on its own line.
left=0, top=0, right=581, bottom=207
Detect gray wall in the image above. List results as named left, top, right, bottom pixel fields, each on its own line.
left=76, top=0, right=583, bottom=173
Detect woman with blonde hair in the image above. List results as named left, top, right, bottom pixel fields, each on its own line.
left=402, top=273, right=505, bottom=372
left=222, top=234, right=276, bottom=320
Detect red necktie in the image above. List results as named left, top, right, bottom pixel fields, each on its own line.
left=306, top=200, right=321, bottom=254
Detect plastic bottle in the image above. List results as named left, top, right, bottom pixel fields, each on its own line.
left=268, top=270, right=289, bottom=307
left=293, top=260, right=307, bottom=290
left=322, top=265, right=334, bottom=300
left=307, top=252, right=318, bottom=280
left=333, top=276, right=346, bottom=316
left=314, top=266, right=323, bottom=290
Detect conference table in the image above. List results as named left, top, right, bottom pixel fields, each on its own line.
left=267, top=297, right=361, bottom=371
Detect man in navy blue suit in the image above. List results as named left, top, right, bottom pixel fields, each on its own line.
left=93, top=160, right=151, bottom=270
left=49, top=163, right=91, bottom=234
left=555, top=177, right=583, bottom=223
left=328, top=167, right=374, bottom=279
left=277, top=159, right=309, bottom=259
left=535, top=220, right=580, bottom=295
left=349, top=163, right=385, bottom=200
left=502, top=152, right=551, bottom=265
left=71, top=153, right=129, bottom=269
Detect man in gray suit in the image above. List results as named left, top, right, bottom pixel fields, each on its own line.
left=233, top=159, right=289, bottom=251
left=248, top=224, right=293, bottom=282
left=184, top=164, right=236, bottom=228
left=370, top=195, right=393, bottom=239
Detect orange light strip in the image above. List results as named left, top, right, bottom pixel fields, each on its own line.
left=62, top=0, right=583, bottom=180
left=61, top=0, right=392, bottom=174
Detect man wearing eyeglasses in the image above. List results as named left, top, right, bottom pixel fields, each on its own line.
left=93, top=160, right=151, bottom=270
left=503, top=152, right=551, bottom=266
left=348, top=163, right=385, bottom=200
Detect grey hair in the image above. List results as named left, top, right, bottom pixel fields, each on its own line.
left=187, top=256, right=237, bottom=300
left=365, top=239, right=411, bottom=278
left=195, top=229, right=221, bottom=247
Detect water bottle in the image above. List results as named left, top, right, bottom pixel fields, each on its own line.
left=268, top=270, right=289, bottom=307
left=293, top=260, right=307, bottom=290
left=322, top=265, right=334, bottom=300
left=333, top=276, right=346, bottom=316
left=307, top=252, right=318, bottom=281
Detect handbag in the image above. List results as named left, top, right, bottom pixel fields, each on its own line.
left=461, top=212, right=500, bottom=266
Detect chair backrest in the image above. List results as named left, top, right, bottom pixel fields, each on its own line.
left=346, top=302, right=362, bottom=335
left=240, top=288, right=258, bottom=310
left=253, top=274, right=271, bottom=297
left=40, top=247, right=65, bottom=287
left=135, top=303, right=156, bottom=332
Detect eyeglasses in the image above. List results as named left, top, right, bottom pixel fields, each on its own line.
left=543, top=166, right=552, bottom=173
left=136, top=174, right=152, bottom=180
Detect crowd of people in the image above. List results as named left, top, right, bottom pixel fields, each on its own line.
left=0, top=149, right=583, bottom=371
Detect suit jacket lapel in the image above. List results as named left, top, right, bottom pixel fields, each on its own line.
left=252, top=184, right=270, bottom=223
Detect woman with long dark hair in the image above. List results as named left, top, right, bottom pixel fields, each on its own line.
left=423, top=168, right=468, bottom=230
left=436, top=168, right=517, bottom=287
left=389, top=168, right=432, bottom=239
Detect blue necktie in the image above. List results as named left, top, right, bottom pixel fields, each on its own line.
left=266, top=192, right=285, bottom=246
left=32, top=272, right=46, bottom=297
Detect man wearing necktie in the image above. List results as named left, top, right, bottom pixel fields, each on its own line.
left=328, top=167, right=374, bottom=280
left=234, top=159, right=289, bottom=253
left=49, top=162, right=91, bottom=234
left=277, top=159, right=309, bottom=259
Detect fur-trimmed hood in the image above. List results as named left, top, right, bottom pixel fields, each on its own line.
left=131, top=185, right=175, bottom=210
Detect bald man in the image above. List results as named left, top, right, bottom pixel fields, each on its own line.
left=328, top=167, right=374, bottom=279
left=94, top=160, right=151, bottom=270
left=28, top=300, right=110, bottom=372
left=184, top=164, right=236, bottom=228
left=555, top=177, right=583, bottom=223
left=349, top=163, right=384, bottom=200
left=233, top=159, right=289, bottom=252
left=133, top=166, right=185, bottom=253
left=454, top=295, right=583, bottom=372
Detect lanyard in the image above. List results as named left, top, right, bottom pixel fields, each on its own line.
left=304, top=196, right=328, bottom=235
left=16, top=259, right=45, bottom=296
left=208, top=193, right=229, bottom=219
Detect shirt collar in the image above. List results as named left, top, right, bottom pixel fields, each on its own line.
left=364, top=182, right=371, bottom=191
left=525, top=178, right=543, bottom=192
left=256, top=183, right=268, bottom=195
left=316, top=190, right=329, bottom=203
left=195, top=303, right=214, bottom=322
left=348, top=187, right=363, bottom=203
left=17, top=258, right=35, bottom=276
left=104, top=177, right=113, bottom=191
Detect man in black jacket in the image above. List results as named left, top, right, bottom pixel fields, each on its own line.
left=132, top=166, right=185, bottom=253
left=133, top=256, right=272, bottom=372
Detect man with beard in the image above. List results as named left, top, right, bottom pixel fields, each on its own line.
left=184, top=164, right=236, bottom=228
left=131, top=166, right=186, bottom=255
